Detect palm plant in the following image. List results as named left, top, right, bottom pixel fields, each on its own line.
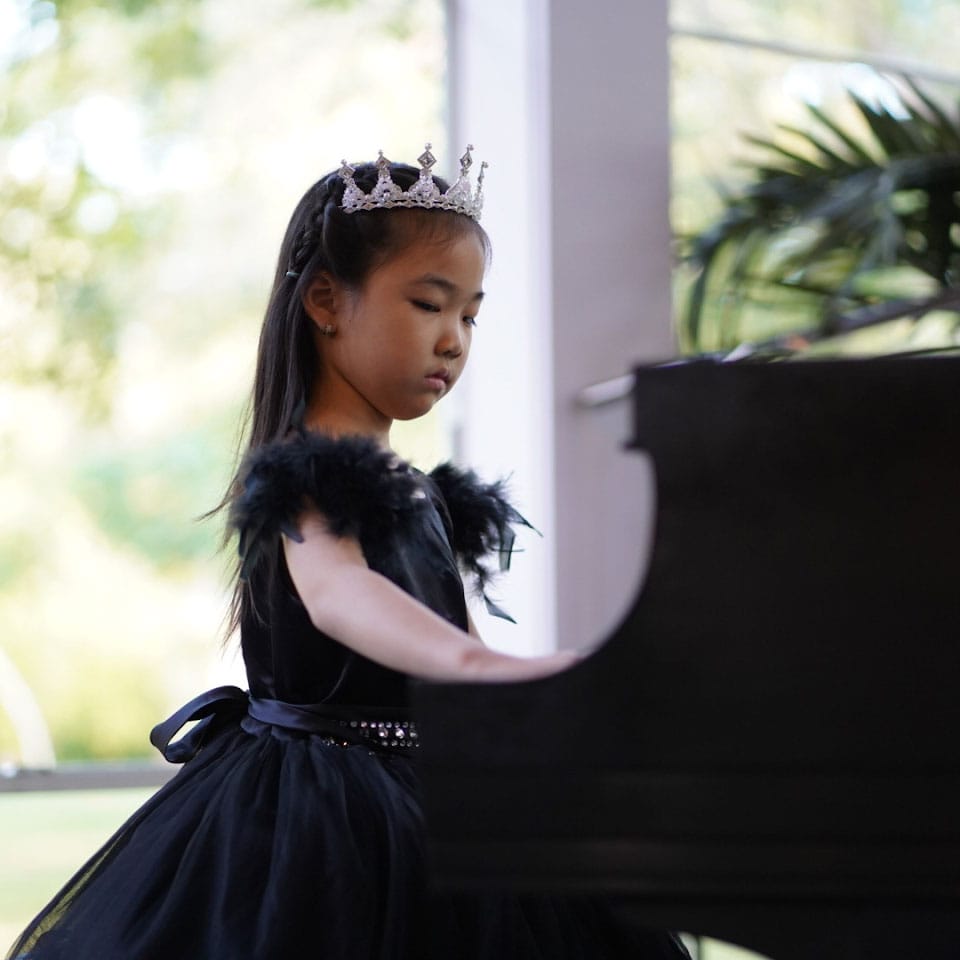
left=677, top=75, right=960, bottom=356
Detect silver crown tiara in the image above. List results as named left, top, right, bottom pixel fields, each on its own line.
left=338, top=143, right=487, bottom=222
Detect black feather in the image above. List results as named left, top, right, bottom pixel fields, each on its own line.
left=427, top=462, right=535, bottom=621
left=229, top=433, right=428, bottom=579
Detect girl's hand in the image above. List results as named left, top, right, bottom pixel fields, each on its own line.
left=452, top=644, right=581, bottom=684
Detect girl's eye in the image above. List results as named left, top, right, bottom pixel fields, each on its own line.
left=412, top=300, right=440, bottom=312
left=462, top=316, right=477, bottom=328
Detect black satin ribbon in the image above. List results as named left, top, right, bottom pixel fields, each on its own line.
left=248, top=697, right=382, bottom=738
left=149, top=686, right=249, bottom=763
left=151, top=687, right=412, bottom=763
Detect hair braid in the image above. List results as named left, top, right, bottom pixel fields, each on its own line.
left=282, top=173, right=340, bottom=281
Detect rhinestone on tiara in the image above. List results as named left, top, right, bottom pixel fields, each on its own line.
left=338, top=143, right=487, bottom=221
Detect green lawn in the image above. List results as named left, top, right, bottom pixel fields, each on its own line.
left=0, top=788, right=155, bottom=949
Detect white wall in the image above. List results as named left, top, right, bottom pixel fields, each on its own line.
left=448, top=0, right=673, bottom=652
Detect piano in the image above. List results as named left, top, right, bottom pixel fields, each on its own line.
left=413, top=356, right=960, bottom=960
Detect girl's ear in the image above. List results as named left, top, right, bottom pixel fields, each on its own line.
left=302, top=273, right=339, bottom=331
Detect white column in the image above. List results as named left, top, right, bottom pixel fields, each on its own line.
left=445, top=0, right=555, bottom=655
left=448, top=0, right=673, bottom=652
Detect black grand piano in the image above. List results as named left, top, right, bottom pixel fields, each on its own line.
left=413, top=357, right=960, bottom=960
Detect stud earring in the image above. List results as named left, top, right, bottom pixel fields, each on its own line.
left=319, top=324, right=335, bottom=336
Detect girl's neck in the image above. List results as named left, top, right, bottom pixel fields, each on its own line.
left=302, top=400, right=393, bottom=449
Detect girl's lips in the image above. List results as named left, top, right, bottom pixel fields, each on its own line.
left=425, top=369, right=450, bottom=391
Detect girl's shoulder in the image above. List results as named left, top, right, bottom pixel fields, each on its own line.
left=424, top=462, right=530, bottom=563
left=229, top=432, right=428, bottom=577
left=228, top=433, right=535, bottom=619
left=424, top=463, right=535, bottom=622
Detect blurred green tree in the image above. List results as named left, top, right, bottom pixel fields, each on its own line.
left=1, top=0, right=453, bottom=763
left=677, top=75, right=960, bottom=355
left=1, top=0, right=216, bottom=414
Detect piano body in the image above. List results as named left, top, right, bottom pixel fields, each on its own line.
left=414, top=357, right=960, bottom=959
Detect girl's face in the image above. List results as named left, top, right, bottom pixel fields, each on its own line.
left=307, top=230, right=486, bottom=437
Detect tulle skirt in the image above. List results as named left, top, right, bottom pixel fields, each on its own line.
left=7, top=718, right=688, bottom=960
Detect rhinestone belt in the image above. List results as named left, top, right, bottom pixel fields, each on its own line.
left=334, top=718, right=419, bottom=750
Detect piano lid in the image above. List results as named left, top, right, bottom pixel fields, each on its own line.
left=413, top=356, right=960, bottom=957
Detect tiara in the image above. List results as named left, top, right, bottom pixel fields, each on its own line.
left=338, top=143, right=487, bottom=221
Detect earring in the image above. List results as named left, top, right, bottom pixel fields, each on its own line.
left=320, top=324, right=335, bottom=336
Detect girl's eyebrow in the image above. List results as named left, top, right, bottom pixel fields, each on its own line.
left=411, top=273, right=485, bottom=301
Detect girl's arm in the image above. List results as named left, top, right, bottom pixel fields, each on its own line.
left=283, top=511, right=577, bottom=682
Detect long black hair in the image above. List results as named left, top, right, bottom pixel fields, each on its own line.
left=249, top=161, right=488, bottom=454
left=222, top=159, right=489, bottom=635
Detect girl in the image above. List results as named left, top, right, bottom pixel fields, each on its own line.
left=8, top=146, right=689, bottom=959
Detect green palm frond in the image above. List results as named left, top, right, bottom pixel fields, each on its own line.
left=678, top=75, right=960, bottom=354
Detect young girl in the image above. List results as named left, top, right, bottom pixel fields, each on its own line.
left=8, top=146, right=689, bottom=959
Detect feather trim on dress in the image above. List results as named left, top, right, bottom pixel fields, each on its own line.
left=427, top=463, right=536, bottom=622
left=229, top=433, right=428, bottom=579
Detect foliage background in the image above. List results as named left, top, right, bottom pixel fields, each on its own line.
left=671, top=0, right=960, bottom=356
left=0, top=0, right=447, bottom=763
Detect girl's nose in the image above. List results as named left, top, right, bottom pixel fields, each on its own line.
left=437, top=321, right=464, bottom=358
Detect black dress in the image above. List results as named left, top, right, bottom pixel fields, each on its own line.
left=7, top=433, right=689, bottom=960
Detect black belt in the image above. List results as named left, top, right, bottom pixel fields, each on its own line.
left=150, top=686, right=418, bottom=763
